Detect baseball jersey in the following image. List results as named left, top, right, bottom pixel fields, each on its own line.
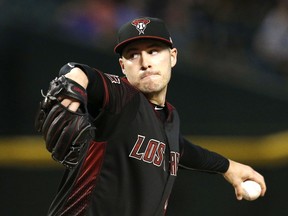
left=47, top=62, right=229, bottom=216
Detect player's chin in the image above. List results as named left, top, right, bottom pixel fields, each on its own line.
left=141, top=79, right=165, bottom=91
left=141, top=84, right=164, bottom=94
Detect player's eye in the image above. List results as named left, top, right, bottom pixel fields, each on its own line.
left=128, top=52, right=139, bottom=60
left=148, top=49, right=158, bottom=55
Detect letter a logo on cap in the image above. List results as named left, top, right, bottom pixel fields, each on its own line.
left=131, top=18, right=151, bottom=35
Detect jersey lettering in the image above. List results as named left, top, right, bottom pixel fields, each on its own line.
left=129, top=135, right=145, bottom=160
left=129, top=135, right=166, bottom=167
left=153, top=142, right=165, bottom=167
left=104, top=73, right=121, bottom=84
left=143, top=139, right=159, bottom=163
left=170, top=151, right=180, bottom=176
left=129, top=135, right=171, bottom=169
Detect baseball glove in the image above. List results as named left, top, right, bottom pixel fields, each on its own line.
left=35, top=75, right=95, bottom=168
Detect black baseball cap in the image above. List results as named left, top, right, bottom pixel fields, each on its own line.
left=114, top=17, right=173, bottom=55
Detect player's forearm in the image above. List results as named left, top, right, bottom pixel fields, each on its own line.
left=179, top=137, right=229, bottom=173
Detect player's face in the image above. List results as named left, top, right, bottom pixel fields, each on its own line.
left=119, top=39, right=177, bottom=102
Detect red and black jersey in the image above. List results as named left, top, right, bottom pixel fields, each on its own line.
left=47, top=63, right=229, bottom=216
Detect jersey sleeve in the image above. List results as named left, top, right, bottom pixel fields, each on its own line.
left=179, top=135, right=229, bottom=174
left=58, top=62, right=138, bottom=119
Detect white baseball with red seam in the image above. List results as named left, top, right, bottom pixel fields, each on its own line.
left=241, top=180, right=261, bottom=201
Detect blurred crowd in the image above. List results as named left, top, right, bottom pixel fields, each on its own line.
left=254, top=0, right=288, bottom=78
left=52, top=0, right=269, bottom=53
left=1, top=0, right=288, bottom=79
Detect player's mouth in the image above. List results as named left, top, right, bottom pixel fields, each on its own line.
left=140, top=71, right=160, bottom=80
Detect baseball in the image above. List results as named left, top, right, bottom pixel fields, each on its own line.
left=241, top=180, right=261, bottom=201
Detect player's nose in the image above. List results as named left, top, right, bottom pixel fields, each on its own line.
left=140, top=52, right=151, bottom=70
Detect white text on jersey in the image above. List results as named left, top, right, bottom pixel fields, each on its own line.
left=129, top=135, right=179, bottom=176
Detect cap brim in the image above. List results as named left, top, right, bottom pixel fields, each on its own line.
left=114, top=36, right=173, bottom=54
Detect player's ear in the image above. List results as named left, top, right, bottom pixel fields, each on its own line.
left=170, top=48, right=177, bottom=68
left=119, top=58, right=126, bottom=75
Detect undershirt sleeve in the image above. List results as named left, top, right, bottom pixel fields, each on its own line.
left=179, top=135, right=230, bottom=174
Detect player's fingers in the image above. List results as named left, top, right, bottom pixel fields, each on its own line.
left=246, top=170, right=266, bottom=197
left=68, top=101, right=80, bottom=112
left=61, top=98, right=72, bottom=107
left=61, top=99, right=80, bottom=112
left=260, top=183, right=267, bottom=196
left=254, top=173, right=267, bottom=196
left=234, top=183, right=244, bottom=200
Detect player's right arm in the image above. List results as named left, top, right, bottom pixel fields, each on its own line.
left=179, top=135, right=229, bottom=173
left=223, top=160, right=266, bottom=200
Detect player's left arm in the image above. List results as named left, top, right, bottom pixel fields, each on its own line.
left=60, top=66, right=89, bottom=111
left=223, top=160, right=266, bottom=200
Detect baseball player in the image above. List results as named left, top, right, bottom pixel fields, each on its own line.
left=35, top=17, right=266, bottom=216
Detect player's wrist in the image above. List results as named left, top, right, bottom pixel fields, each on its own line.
left=65, top=67, right=89, bottom=89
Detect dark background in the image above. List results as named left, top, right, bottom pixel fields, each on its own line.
left=1, top=0, right=288, bottom=215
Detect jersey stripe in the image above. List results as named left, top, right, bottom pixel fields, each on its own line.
left=59, top=141, right=106, bottom=215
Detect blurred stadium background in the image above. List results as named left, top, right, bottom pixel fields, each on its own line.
left=1, top=0, right=288, bottom=215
